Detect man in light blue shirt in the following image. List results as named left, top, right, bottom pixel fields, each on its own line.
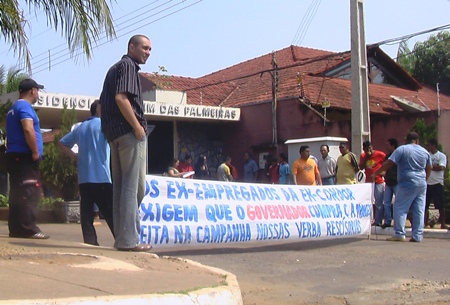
left=373, top=132, right=431, bottom=242
left=243, top=152, right=259, bottom=182
left=59, top=100, right=114, bottom=245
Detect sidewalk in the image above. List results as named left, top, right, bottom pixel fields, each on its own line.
left=0, top=221, right=243, bottom=305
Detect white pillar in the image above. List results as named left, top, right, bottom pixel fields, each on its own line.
left=350, top=0, right=370, bottom=158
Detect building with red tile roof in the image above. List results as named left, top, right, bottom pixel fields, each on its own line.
left=141, top=45, right=450, bottom=179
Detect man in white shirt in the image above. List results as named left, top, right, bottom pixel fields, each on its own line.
left=318, top=144, right=336, bottom=185
left=425, top=138, right=448, bottom=229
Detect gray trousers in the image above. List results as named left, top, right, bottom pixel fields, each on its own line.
left=110, top=132, right=147, bottom=249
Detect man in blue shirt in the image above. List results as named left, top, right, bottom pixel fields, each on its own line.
left=59, top=100, right=114, bottom=246
left=6, top=78, right=49, bottom=239
left=373, top=132, right=432, bottom=242
left=243, top=152, right=259, bottom=182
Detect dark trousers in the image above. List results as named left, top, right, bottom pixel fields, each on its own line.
left=425, top=183, right=446, bottom=226
left=79, top=183, right=115, bottom=245
left=6, top=153, right=42, bottom=237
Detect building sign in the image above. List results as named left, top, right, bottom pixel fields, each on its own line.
left=139, top=175, right=372, bottom=249
left=145, top=102, right=240, bottom=121
left=37, top=93, right=92, bottom=110
left=34, top=92, right=240, bottom=121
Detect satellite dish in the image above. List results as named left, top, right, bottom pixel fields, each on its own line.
left=391, top=95, right=429, bottom=113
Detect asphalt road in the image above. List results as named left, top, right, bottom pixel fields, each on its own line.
left=30, top=221, right=450, bottom=305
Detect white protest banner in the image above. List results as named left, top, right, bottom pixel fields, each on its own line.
left=139, top=175, right=372, bottom=248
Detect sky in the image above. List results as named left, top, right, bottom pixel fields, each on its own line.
left=1, top=0, right=450, bottom=97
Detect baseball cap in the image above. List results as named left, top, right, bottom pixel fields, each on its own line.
left=18, top=78, right=44, bottom=92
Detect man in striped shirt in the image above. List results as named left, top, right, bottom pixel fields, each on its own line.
left=99, top=34, right=152, bottom=252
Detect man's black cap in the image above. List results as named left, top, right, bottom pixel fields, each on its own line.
left=18, top=78, right=44, bottom=92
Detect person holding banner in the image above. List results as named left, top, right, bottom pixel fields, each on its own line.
left=359, top=141, right=386, bottom=227
left=336, top=142, right=359, bottom=185
left=372, top=132, right=431, bottom=242
left=292, top=146, right=322, bottom=186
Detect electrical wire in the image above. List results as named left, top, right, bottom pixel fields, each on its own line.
left=28, top=0, right=165, bottom=63
left=32, top=0, right=203, bottom=75
left=291, top=0, right=322, bottom=46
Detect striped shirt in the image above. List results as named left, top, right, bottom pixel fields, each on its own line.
left=99, top=55, right=147, bottom=142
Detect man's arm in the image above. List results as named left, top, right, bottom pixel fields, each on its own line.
left=359, top=154, right=367, bottom=170
left=426, top=164, right=432, bottom=180
left=21, top=119, right=39, bottom=161
left=115, top=93, right=145, bottom=140
left=252, top=161, right=258, bottom=182
left=315, top=169, right=322, bottom=186
left=372, top=160, right=395, bottom=179
left=58, top=141, right=78, bottom=162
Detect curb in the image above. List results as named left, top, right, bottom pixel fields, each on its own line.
left=0, top=254, right=243, bottom=305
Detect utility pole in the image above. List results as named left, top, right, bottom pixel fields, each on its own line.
left=350, top=0, right=370, bottom=157
left=271, top=52, right=278, bottom=145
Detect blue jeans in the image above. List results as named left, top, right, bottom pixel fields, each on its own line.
left=321, top=177, right=335, bottom=185
left=110, top=132, right=147, bottom=249
left=382, top=184, right=398, bottom=226
left=393, top=185, right=426, bottom=241
left=373, top=183, right=385, bottom=225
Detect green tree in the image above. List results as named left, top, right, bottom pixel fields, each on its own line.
left=39, top=104, right=78, bottom=200
left=0, top=65, right=29, bottom=142
left=411, top=31, right=450, bottom=95
left=0, top=0, right=116, bottom=69
left=0, top=65, right=29, bottom=95
left=410, top=118, right=438, bottom=149
left=396, top=40, right=415, bottom=74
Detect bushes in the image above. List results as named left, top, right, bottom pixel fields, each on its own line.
left=0, top=195, right=64, bottom=209
left=0, top=194, right=8, bottom=207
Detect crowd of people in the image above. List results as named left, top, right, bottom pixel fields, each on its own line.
left=3, top=33, right=448, bottom=250
left=173, top=136, right=447, bottom=243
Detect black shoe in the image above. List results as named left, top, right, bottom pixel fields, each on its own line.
left=381, top=223, right=392, bottom=229
left=28, top=232, right=50, bottom=239
left=372, top=222, right=381, bottom=227
left=117, top=244, right=152, bottom=252
left=409, top=238, right=420, bottom=242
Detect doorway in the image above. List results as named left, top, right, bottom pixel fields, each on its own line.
left=147, top=121, right=173, bottom=175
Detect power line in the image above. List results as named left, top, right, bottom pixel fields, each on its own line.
left=373, top=23, right=450, bottom=47
left=291, top=0, right=322, bottom=46
left=30, top=0, right=172, bottom=66
left=32, top=0, right=203, bottom=75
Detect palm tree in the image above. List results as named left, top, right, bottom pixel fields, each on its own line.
left=0, top=65, right=30, bottom=134
left=0, top=65, right=29, bottom=95
left=0, top=0, right=116, bottom=70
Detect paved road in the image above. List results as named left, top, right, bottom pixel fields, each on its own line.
left=28, top=221, right=450, bottom=305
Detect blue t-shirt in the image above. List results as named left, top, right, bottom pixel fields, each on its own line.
left=60, top=117, right=111, bottom=184
left=279, top=163, right=290, bottom=184
left=389, top=144, right=431, bottom=188
left=6, top=99, right=43, bottom=156
left=243, top=159, right=259, bottom=182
